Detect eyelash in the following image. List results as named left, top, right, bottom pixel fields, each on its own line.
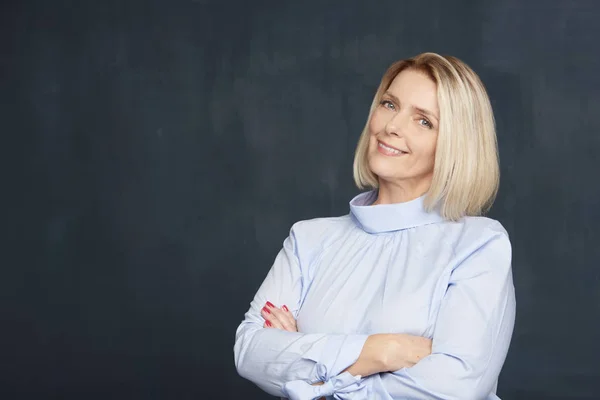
left=379, top=100, right=434, bottom=129
left=418, top=118, right=433, bottom=129
left=380, top=100, right=395, bottom=110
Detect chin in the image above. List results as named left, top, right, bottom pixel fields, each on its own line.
left=368, top=154, right=402, bottom=181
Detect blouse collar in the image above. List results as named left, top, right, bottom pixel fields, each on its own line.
left=349, top=190, right=445, bottom=234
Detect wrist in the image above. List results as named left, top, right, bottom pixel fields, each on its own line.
left=364, top=334, right=397, bottom=373
left=377, top=334, right=398, bottom=372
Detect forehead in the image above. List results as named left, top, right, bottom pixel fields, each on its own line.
left=386, top=69, right=439, bottom=113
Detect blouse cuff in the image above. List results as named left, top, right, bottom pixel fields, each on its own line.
left=284, top=371, right=367, bottom=400
left=283, top=334, right=369, bottom=400
left=303, top=334, right=369, bottom=378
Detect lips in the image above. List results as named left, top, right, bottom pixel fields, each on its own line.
left=377, top=140, right=408, bottom=156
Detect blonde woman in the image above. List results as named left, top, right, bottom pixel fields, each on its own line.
left=234, top=53, right=515, bottom=400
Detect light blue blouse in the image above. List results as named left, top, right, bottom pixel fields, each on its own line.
left=234, top=191, right=516, bottom=400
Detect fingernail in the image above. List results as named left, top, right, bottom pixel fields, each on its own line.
left=282, top=305, right=289, bottom=312
left=262, top=306, right=270, bottom=314
left=266, top=320, right=272, bottom=327
left=266, top=301, right=275, bottom=308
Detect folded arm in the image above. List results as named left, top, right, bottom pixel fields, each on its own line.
left=233, top=224, right=369, bottom=398
left=361, top=225, right=516, bottom=400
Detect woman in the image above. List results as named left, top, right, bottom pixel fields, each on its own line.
left=234, top=52, right=516, bottom=400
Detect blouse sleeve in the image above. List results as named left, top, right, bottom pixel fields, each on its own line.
left=352, top=224, right=516, bottom=400
left=233, top=223, right=369, bottom=399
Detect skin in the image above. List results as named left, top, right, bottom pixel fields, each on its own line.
left=262, top=69, right=440, bottom=390
left=261, top=303, right=431, bottom=378
left=368, top=68, right=439, bottom=204
left=260, top=302, right=296, bottom=331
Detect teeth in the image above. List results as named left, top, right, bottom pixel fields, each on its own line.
left=378, top=142, right=404, bottom=155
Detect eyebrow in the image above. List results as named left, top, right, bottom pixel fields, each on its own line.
left=383, top=91, right=439, bottom=122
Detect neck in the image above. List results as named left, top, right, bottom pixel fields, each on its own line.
left=373, top=179, right=431, bottom=205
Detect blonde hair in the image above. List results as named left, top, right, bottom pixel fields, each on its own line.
left=353, top=52, right=499, bottom=221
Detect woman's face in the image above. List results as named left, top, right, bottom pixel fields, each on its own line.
left=367, top=69, right=439, bottom=194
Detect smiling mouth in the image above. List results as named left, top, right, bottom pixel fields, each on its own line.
left=377, top=140, right=407, bottom=156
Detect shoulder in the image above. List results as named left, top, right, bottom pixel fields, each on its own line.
left=285, top=215, right=353, bottom=261
left=284, top=215, right=353, bottom=265
left=459, top=216, right=510, bottom=242
left=289, top=215, right=353, bottom=240
left=444, top=216, right=511, bottom=264
left=444, top=217, right=514, bottom=287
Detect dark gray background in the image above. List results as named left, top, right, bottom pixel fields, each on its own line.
left=3, top=0, right=600, bottom=399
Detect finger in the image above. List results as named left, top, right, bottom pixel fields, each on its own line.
left=261, top=305, right=284, bottom=330
left=260, top=305, right=274, bottom=321
left=262, top=306, right=286, bottom=329
left=263, top=301, right=297, bottom=331
left=269, top=307, right=296, bottom=332
left=281, top=304, right=297, bottom=328
left=281, top=305, right=298, bottom=331
left=263, top=320, right=273, bottom=328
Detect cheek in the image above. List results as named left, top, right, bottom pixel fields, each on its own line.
left=367, top=125, right=379, bottom=150
left=367, top=125, right=376, bottom=141
left=410, top=138, right=437, bottom=167
left=428, top=137, right=438, bottom=158
left=421, top=139, right=438, bottom=168
left=368, top=113, right=385, bottom=135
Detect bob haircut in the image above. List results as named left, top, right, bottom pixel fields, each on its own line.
left=353, top=52, right=500, bottom=221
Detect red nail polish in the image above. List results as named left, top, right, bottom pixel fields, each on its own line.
left=262, top=306, right=270, bottom=314
left=266, top=320, right=272, bottom=327
left=282, top=305, right=289, bottom=312
left=266, top=301, right=275, bottom=308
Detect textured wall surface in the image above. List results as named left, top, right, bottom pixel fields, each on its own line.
left=3, top=0, right=600, bottom=398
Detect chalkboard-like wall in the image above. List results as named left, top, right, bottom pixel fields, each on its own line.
left=3, top=0, right=600, bottom=398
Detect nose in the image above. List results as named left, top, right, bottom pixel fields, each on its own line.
left=385, top=111, right=405, bottom=137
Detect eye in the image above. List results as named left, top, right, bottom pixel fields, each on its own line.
left=380, top=100, right=396, bottom=110
left=417, top=117, right=433, bottom=129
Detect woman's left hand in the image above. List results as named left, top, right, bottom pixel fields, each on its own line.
left=261, top=301, right=298, bottom=332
